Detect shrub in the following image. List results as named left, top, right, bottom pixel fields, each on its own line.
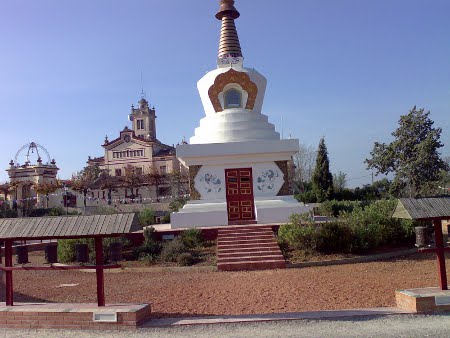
left=181, top=229, right=203, bottom=249
left=169, top=197, right=189, bottom=212
left=177, top=252, right=196, bottom=266
left=341, top=199, right=416, bottom=253
left=57, top=237, right=128, bottom=263
left=57, top=238, right=91, bottom=263
left=294, top=191, right=317, bottom=204
left=279, top=223, right=317, bottom=250
left=315, top=221, right=353, bottom=254
left=318, top=200, right=369, bottom=217
left=138, top=208, right=155, bottom=226
left=134, top=227, right=162, bottom=259
left=159, top=237, right=188, bottom=263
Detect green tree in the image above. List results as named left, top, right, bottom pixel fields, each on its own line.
left=365, top=107, right=449, bottom=197
left=312, top=138, right=333, bottom=202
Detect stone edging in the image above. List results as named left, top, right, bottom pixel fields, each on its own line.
left=287, top=248, right=418, bottom=269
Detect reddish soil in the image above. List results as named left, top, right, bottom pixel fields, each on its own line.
left=2, top=252, right=449, bottom=318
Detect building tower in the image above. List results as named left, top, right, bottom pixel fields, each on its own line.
left=171, top=0, right=312, bottom=228
left=128, top=97, right=157, bottom=141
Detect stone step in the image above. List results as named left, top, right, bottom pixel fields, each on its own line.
left=218, top=226, right=273, bottom=234
left=218, top=234, right=275, bottom=241
left=218, top=238, right=277, bottom=246
left=217, top=259, right=286, bottom=271
left=218, top=254, right=285, bottom=263
left=217, top=242, right=280, bottom=251
left=218, top=247, right=282, bottom=256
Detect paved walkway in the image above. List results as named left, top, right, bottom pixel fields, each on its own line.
left=2, top=313, right=450, bottom=337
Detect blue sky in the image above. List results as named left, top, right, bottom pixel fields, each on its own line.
left=1, top=0, right=449, bottom=187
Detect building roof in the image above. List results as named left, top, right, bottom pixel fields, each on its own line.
left=0, top=213, right=141, bottom=240
left=393, top=197, right=450, bottom=220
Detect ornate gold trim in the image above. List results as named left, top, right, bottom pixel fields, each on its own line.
left=189, top=165, right=202, bottom=200
left=275, top=161, right=291, bottom=196
left=208, top=69, right=258, bottom=113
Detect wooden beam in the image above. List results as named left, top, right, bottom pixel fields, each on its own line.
left=94, top=237, right=105, bottom=307
left=433, top=219, right=448, bottom=290
left=4, top=240, right=13, bottom=306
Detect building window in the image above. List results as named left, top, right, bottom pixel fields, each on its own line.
left=115, top=169, right=122, bottom=176
left=160, top=166, right=167, bottom=174
left=136, top=167, right=143, bottom=175
left=224, top=89, right=242, bottom=109
left=137, top=119, right=144, bottom=130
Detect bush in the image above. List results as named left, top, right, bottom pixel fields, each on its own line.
left=341, top=199, right=416, bottom=253
left=57, top=238, right=91, bottom=263
left=169, top=197, right=189, bottom=212
left=58, top=237, right=128, bottom=263
left=318, top=200, right=369, bottom=217
left=181, top=229, right=203, bottom=249
left=159, top=237, right=188, bottom=263
left=294, top=191, right=317, bottom=204
left=139, top=208, right=155, bottom=226
left=315, top=221, right=353, bottom=254
left=177, top=252, right=196, bottom=266
left=134, top=227, right=162, bottom=259
left=280, top=200, right=416, bottom=255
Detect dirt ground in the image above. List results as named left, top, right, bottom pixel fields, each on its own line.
left=2, top=252, right=449, bottom=318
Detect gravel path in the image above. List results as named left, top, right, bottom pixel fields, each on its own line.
left=2, top=314, right=450, bottom=337
left=1, top=253, right=449, bottom=318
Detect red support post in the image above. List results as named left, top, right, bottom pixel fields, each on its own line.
left=94, top=237, right=105, bottom=306
left=434, top=219, right=448, bottom=290
left=4, top=240, right=14, bottom=306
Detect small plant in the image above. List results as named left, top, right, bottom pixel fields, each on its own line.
left=169, top=197, right=189, bottom=212
left=139, top=208, right=155, bottom=226
left=134, top=226, right=162, bottom=259
left=177, top=252, right=196, bottom=266
left=160, top=237, right=188, bottom=263
left=181, top=228, right=203, bottom=249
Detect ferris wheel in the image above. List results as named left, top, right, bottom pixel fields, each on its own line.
left=14, top=142, right=52, bottom=165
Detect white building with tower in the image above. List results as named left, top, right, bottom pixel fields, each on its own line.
left=171, top=0, right=312, bottom=228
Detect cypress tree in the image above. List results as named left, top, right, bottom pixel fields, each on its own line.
left=312, top=138, right=333, bottom=202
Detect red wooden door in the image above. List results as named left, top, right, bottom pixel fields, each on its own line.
left=225, top=168, right=255, bottom=223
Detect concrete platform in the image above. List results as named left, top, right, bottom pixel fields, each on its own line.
left=0, top=302, right=151, bottom=330
left=396, top=287, right=450, bottom=313
left=143, top=307, right=413, bottom=327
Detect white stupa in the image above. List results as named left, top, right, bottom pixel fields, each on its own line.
left=171, top=0, right=312, bottom=228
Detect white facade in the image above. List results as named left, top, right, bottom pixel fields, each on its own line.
left=171, top=4, right=312, bottom=228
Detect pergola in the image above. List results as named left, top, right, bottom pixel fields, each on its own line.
left=393, top=197, right=450, bottom=290
left=0, top=213, right=141, bottom=306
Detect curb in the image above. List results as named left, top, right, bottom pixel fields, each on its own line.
left=142, top=307, right=415, bottom=327
left=287, top=248, right=418, bottom=268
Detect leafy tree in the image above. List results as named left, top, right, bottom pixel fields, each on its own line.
left=146, top=168, right=167, bottom=200
left=365, top=107, right=449, bottom=197
left=312, top=138, right=333, bottom=202
left=72, top=165, right=102, bottom=207
left=97, top=169, right=117, bottom=205
left=0, top=183, right=10, bottom=202
left=123, top=164, right=144, bottom=200
left=34, top=181, right=60, bottom=208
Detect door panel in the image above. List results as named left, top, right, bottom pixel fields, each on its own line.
left=225, top=168, right=255, bottom=223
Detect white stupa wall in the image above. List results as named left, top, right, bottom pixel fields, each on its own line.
left=194, top=162, right=285, bottom=201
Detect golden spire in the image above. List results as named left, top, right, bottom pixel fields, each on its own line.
left=216, top=0, right=242, bottom=59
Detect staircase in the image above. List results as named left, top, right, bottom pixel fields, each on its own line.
left=217, top=225, right=287, bottom=271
